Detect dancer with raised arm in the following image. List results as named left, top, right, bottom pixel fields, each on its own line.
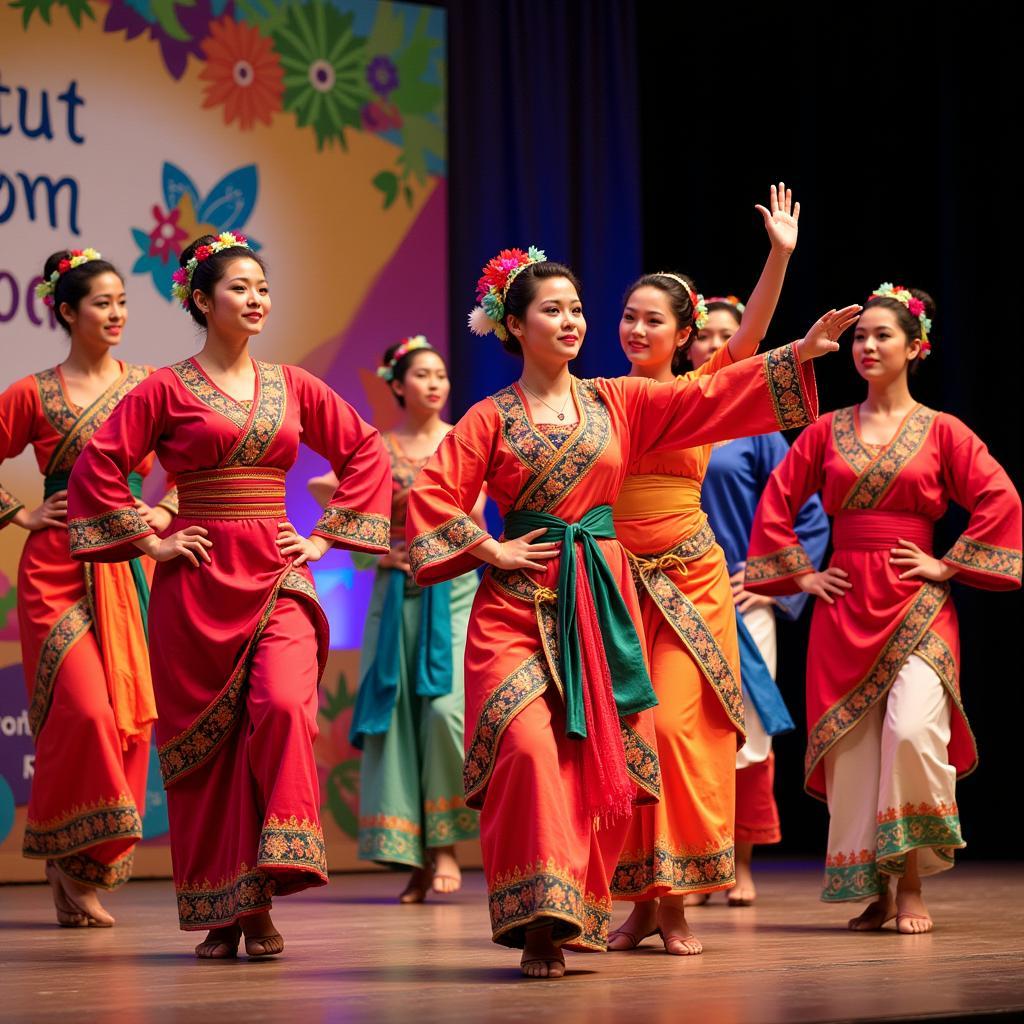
left=406, top=244, right=851, bottom=978
left=746, top=284, right=1022, bottom=933
left=67, top=233, right=391, bottom=958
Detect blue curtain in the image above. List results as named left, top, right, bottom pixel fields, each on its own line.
left=447, top=0, right=643, bottom=413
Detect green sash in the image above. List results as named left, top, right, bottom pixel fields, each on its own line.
left=504, top=504, right=656, bottom=738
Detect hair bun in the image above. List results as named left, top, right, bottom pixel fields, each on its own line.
left=42, top=250, right=73, bottom=281
left=909, top=288, right=936, bottom=323
left=179, top=234, right=218, bottom=268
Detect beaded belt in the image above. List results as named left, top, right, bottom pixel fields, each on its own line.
left=176, top=467, right=287, bottom=520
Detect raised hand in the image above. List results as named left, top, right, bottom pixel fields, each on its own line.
left=20, top=489, right=68, bottom=531
left=890, top=538, right=957, bottom=582
left=276, top=521, right=329, bottom=567
left=149, top=525, right=212, bottom=567
left=795, top=566, right=852, bottom=605
left=754, top=181, right=800, bottom=255
left=797, top=305, right=862, bottom=362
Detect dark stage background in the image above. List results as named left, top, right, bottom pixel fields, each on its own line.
left=444, top=1, right=1021, bottom=860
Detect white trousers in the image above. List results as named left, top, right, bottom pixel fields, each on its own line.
left=821, top=654, right=963, bottom=902
left=735, top=605, right=776, bottom=770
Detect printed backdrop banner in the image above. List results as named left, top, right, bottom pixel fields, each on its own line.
left=0, top=0, right=457, bottom=880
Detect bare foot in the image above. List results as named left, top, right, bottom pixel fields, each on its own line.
left=607, top=900, right=658, bottom=950
left=431, top=846, right=462, bottom=895
left=521, top=924, right=565, bottom=979
left=896, top=888, right=933, bottom=934
left=241, top=911, right=284, bottom=957
left=45, top=862, right=86, bottom=928
left=684, top=892, right=711, bottom=907
left=729, top=844, right=757, bottom=906
left=847, top=892, right=896, bottom=931
left=195, top=924, right=242, bottom=959
left=56, top=870, right=115, bottom=927
left=657, top=899, right=703, bottom=955
left=399, top=865, right=433, bottom=904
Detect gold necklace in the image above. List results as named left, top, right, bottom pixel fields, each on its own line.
left=519, top=379, right=572, bottom=421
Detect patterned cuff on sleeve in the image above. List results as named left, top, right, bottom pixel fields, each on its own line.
left=68, top=506, right=153, bottom=555
left=944, top=536, right=1022, bottom=584
left=0, top=486, right=25, bottom=528
left=745, top=545, right=814, bottom=585
left=763, top=342, right=816, bottom=430
left=313, top=506, right=390, bottom=552
left=156, top=487, right=179, bottom=515
left=409, top=515, right=488, bottom=575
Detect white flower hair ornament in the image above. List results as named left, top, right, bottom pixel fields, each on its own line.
left=468, top=246, right=547, bottom=342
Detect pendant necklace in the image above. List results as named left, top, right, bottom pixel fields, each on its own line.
left=519, top=379, right=572, bottom=421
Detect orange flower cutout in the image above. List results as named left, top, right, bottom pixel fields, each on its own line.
left=199, top=17, right=284, bottom=130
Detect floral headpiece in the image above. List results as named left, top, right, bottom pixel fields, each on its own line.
left=170, top=232, right=250, bottom=310
left=868, top=282, right=932, bottom=358
left=468, top=246, right=547, bottom=342
left=376, top=335, right=433, bottom=381
left=34, top=248, right=104, bottom=307
left=705, top=295, right=747, bottom=316
left=656, top=272, right=709, bottom=330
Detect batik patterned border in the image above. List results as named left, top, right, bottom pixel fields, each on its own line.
left=491, top=385, right=561, bottom=474
left=489, top=859, right=611, bottom=951
left=68, top=506, right=152, bottom=556
left=257, top=814, right=327, bottom=878
left=463, top=652, right=550, bottom=807
left=35, top=367, right=78, bottom=438
left=634, top=556, right=745, bottom=733
left=821, top=849, right=881, bottom=902
left=744, top=544, right=814, bottom=586
left=804, top=581, right=948, bottom=796
left=156, top=486, right=180, bottom=515
left=170, top=357, right=249, bottom=428
left=621, top=723, right=660, bottom=801
left=28, top=597, right=92, bottom=737
left=762, top=342, right=814, bottom=430
left=0, top=485, right=24, bottom=525
left=358, top=813, right=423, bottom=866
left=54, top=850, right=135, bottom=891
left=43, top=364, right=149, bottom=475
left=875, top=801, right=964, bottom=863
left=611, top=838, right=735, bottom=897
left=840, top=405, right=937, bottom=510
left=314, top=506, right=390, bottom=552
left=223, top=361, right=287, bottom=466
left=425, top=796, right=479, bottom=846
left=944, top=535, right=1022, bottom=583
left=24, top=794, right=142, bottom=859
left=831, top=406, right=875, bottom=475
left=409, top=514, right=486, bottom=574
left=177, top=866, right=276, bottom=930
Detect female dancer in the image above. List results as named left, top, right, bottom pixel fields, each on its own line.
left=309, top=336, right=481, bottom=902
left=694, top=295, right=829, bottom=906
left=0, top=249, right=172, bottom=926
left=406, top=244, right=851, bottom=978
left=67, top=234, right=391, bottom=958
left=608, top=184, right=822, bottom=954
left=746, top=284, right=1021, bottom=933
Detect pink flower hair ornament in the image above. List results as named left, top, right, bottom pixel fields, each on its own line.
left=868, top=282, right=933, bottom=358
left=705, top=295, right=747, bottom=316
left=468, top=246, right=547, bottom=342
left=170, top=232, right=250, bottom=310
left=34, top=248, right=104, bottom=308
left=376, top=335, right=432, bottom=381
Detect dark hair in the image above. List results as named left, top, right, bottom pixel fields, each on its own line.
left=623, top=271, right=699, bottom=375
left=704, top=299, right=743, bottom=326
left=179, top=235, right=268, bottom=328
left=382, top=342, right=445, bottom=407
left=42, top=250, right=123, bottom=334
left=501, top=261, right=582, bottom=356
left=862, top=287, right=936, bottom=375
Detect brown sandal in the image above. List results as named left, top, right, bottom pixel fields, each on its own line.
left=607, top=926, right=657, bottom=950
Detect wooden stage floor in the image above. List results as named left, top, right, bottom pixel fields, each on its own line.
left=2, top=861, right=1023, bottom=1024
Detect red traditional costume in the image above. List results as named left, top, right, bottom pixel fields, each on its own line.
left=746, top=405, right=1022, bottom=899
left=67, top=357, right=390, bottom=929
left=0, top=363, right=162, bottom=890
left=406, top=344, right=818, bottom=949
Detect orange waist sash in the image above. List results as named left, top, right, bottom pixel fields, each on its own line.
left=177, top=467, right=287, bottom=520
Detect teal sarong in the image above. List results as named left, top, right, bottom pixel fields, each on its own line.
left=504, top=504, right=657, bottom=738
left=350, top=571, right=453, bottom=748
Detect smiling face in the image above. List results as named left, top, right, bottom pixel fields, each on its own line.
left=392, top=349, right=450, bottom=414
left=60, top=271, right=127, bottom=351
left=506, top=275, right=586, bottom=368
left=195, top=256, right=271, bottom=338
left=619, top=285, right=690, bottom=372
left=689, top=307, right=739, bottom=370
left=851, top=306, right=921, bottom=383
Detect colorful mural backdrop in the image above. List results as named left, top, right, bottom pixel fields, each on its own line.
left=0, top=0, right=451, bottom=880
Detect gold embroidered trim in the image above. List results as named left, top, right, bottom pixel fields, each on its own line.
left=314, top=506, right=390, bottom=551
left=408, top=514, right=485, bottom=573
left=744, top=544, right=814, bottom=585
left=23, top=795, right=142, bottom=859
left=944, top=535, right=1022, bottom=583
left=68, top=506, right=152, bottom=555
left=28, top=597, right=92, bottom=737
left=763, top=343, right=813, bottom=430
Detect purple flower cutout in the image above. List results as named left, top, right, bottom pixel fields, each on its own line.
left=366, top=55, right=398, bottom=97
left=104, top=0, right=220, bottom=80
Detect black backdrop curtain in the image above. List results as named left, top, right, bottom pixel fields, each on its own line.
left=446, top=0, right=1021, bottom=859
